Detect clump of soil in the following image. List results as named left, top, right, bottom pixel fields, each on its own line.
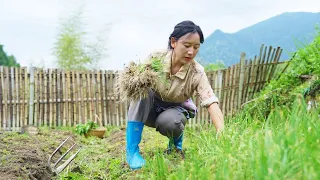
left=105, top=128, right=125, bottom=144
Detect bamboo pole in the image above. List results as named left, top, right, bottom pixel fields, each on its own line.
left=49, top=69, right=53, bottom=126
left=67, top=70, right=71, bottom=127
left=73, top=71, right=78, bottom=125
left=28, top=67, right=35, bottom=125
left=62, top=70, right=67, bottom=126
left=44, top=69, right=49, bottom=126
left=97, top=71, right=102, bottom=126
left=238, top=52, right=246, bottom=109
left=14, top=68, right=19, bottom=130
left=78, top=71, right=84, bottom=124
left=111, top=71, right=117, bottom=126
left=57, top=69, right=62, bottom=127
left=0, top=67, right=4, bottom=130
left=53, top=69, right=57, bottom=126
left=269, top=47, right=283, bottom=80
left=4, top=67, right=9, bottom=130
left=24, top=68, right=28, bottom=126
left=257, top=46, right=268, bottom=92
left=39, top=69, right=43, bottom=126
left=87, top=70, right=92, bottom=122
left=101, top=70, right=107, bottom=126
left=34, top=68, right=39, bottom=126
left=106, top=71, right=110, bottom=125
left=244, top=59, right=252, bottom=102
left=72, top=71, right=77, bottom=126
left=18, top=68, right=23, bottom=127
left=223, top=68, right=230, bottom=116
left=83, top=72, right=88, bottom=122
left=76, top=71, right=81, bottom=124
left=229, top=66, right=235, bottom=117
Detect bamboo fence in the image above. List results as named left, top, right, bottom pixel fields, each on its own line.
left=0, top=44, right=284, bottom=131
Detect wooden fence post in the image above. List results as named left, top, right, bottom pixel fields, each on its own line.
left=217, top=69, right=223, bottom=101
left=28, top=67, right=35, bottom=125
left=0, top=66, right=4, bottom=130
left=238, top=52, right=246, bottom=110
left=11, top=67, right=16, bottom=131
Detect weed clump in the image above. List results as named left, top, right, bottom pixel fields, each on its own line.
left=116, top=57, right=166, bottom=101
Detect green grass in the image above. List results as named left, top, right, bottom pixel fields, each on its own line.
left=55, top=97, right=319, bottom=180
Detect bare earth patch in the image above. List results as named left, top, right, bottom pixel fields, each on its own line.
left=0, top=126, right=178, bottom=179
left=0, top=129, right=78, bottom=180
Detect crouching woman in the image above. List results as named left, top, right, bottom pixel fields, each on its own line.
left=124, top=20, right=224, bottom=170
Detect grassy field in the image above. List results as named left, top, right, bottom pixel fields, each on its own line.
left=2, top=97, right=318, bottom=180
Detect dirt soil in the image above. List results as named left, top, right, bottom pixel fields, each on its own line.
left=0, top=129, right=78, bottom=180
left=0, top=126, right=170, bottom=180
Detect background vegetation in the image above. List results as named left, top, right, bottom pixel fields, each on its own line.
left=52, top=7, right=109, bottom=70
left=0, top=44, right=20, bottom=67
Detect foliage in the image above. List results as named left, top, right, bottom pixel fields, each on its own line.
left=52, top=7, right=108, bottom=70
left=75, top=121, right=99, bottom=135
left=150, top=56, right=164, bottom=72
left=138, top=56, right=164, bottom=73
left=0, top=45, right=20, bottom=67
left=242, top=25, right=320, bottom=119
left=204, top=60, right=226, bottom=71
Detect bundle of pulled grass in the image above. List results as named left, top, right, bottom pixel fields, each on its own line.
left=116, top=58, right=166, bottom=101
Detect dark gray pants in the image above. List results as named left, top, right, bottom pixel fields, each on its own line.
left=127, top=90, right=190, bottom=138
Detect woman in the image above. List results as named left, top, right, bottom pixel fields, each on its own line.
left=125, top=20, right=224, bottom=170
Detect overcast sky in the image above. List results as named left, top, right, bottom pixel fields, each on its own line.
left=0, top=0, right=319, bottom=70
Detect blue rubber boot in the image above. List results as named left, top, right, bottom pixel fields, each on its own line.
left=126, top=121, right=146, bottom=170
left=167, top=133, right=185, bottom=158
left=168, top=133, right=183, bottom=150
left=173, top=133, right=183, bottom=150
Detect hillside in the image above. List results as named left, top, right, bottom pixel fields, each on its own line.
left=198, top=12, right=320, bottom=66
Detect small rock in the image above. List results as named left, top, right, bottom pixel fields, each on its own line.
left=21, top=125, right=39, bottom=135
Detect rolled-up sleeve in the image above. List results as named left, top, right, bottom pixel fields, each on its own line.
left=196, top=72, right=219, bottom=107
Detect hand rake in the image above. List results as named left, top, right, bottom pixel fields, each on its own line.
left=48, top=136, right=82, bottom=174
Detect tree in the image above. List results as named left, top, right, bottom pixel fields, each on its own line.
left=195, top=55, right=226, bottom=71
left=204, top=60, right=226, bottom=71
left=0, top=45, right=20, bottom=67
left=52, top=7, right=108, bottom=70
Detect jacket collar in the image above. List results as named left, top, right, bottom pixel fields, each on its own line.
left=162, top=49, right=191, bottom=79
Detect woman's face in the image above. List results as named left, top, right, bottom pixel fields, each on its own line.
left=170, top=32, right=200, bottom=64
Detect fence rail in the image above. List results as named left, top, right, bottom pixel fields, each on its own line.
left=0, top=44, right=284, bottom=131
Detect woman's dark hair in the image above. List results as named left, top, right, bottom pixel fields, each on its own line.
left=168, top=20, right=204, bottom=49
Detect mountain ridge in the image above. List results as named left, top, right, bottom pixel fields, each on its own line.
left=198, top=12, right=320, bottom=66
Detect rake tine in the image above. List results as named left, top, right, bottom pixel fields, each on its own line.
left=53, top=143, right=77, bottom=168
left=54, top=147, right=82, bottom=174
left=48, top=136, right=71, bottom=166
